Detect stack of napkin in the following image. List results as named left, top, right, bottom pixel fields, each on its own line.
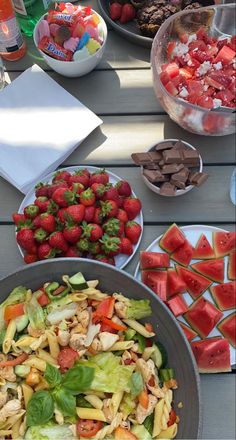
left=0, top=64, right=102, bottom=194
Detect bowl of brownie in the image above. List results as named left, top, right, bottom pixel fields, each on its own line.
left=131, top=139, right=208, bottom=197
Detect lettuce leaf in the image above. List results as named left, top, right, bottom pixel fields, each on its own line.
left=78, top=353, right=134, bottom=393
left=120, top=393, right=136, bottom=418
left=25, top=423, right=74, bottom=440
left=26, top=296, right=45, bottom=330
left=0, top=286, right=27, bottom=308
left=126, top=299, right=152, bottom=319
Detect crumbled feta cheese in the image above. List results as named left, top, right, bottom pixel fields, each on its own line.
left=230, top=58, right=236, bottom=69
left=173, top=43, right=189, bottom=57
left=196, top=61, right=212, bottom=76
left=203, top=85, right=209, bottom=91
left=179, top=87, right=189, bottom=98
left=187, top=60, right=193, bottom=66
left=187, top=33, right=197, bottom=44
left=213, top=61, right=222, bottom=71
left=213, top=98, right=222, bottom=108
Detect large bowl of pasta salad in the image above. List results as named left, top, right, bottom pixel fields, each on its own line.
left=0, top=259, right=201, bottom=439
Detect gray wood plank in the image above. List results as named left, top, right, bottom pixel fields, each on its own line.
left=5, top=69, right=160, bottom=115
left=64, top=116, right=235, bottom=166
left=0, top=166, right=235, bottom=223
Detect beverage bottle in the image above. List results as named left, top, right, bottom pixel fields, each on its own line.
left=0, top=0, right=26, bottom=61
left=13, top=0, right=51, bottom=37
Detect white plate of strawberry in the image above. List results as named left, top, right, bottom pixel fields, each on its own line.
left=13, top=166, right=143, bottom=269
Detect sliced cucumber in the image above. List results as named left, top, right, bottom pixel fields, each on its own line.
left=15, top=314, right=29, bottom=332
left=124, top=328, right=136, bottom=340
left=68, top=272, right=88, bottom=290
left=151, top=341, right=168, bottom=369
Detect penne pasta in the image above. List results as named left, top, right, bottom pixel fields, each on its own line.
left=2, top=320, right=16, bottom=354
left=85, top=391, right=106, bottom=399
left=155, top=423, right=178, bottom=439
left=46, top=330, right=60, bottom=359
left=123, top=319, right=155, bottom=338
left=23, top=355, right=46, bottom=371
left=37, top=348, right=58, bottom=365
left=111, top=391, right=124, bottom=416
left=76, top=407, right=106, bottom=422
left=109, top=341, right=134, bottom=351
left=153, top=399, right=165, bottom=437
left=69, top=293, right=87, bottom=302
left=22, top=383, right=34, bottom=407
left=4, top=411, right=25, bottom=431
left=0, top=429, right=12, bottom=436
left=84, top=395, right=103, bottom=410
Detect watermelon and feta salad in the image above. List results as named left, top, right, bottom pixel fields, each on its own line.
left=160, top=28, right=236, bottom=110
left=137, top=224, right=236, bottom=372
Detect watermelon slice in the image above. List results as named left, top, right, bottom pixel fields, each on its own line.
left=140, top=251, right=170, bottom=270
left=213, top=231, right=236, bottom=257
left=210, top=281, right=236, bottom=311
left=176, top=265, right=212, bottom=299
left=171, top=239, right=195, bottom=267
left=159, top=223, right=185, bottom=254
left=218, top=313, right=236, bottom=348
left=193, top=234, right=215, bottom=259
left=184, top=297, right=223, bottom=338
left=141, top=270, right=167, bottom=301
left=228, top=250, right=236, bottom=280
left=178, top=321, right=198, bottom=342
left=191, top=337, right=231, bottom=373
left=167, top=268, right=186, bottom=298
left=191, top=259, right=225, bottom=283
left=167, top=295, right=188, bottom=317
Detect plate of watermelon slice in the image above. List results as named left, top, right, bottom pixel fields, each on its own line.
left=134, top=224, right=236, bottom=371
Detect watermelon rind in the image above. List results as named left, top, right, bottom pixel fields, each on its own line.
left=159, top=223, right=185, bottom=254
left=178, top=321, right=198, bottom=342
left=184, top=297, right=223, bottom=339
left=191, top=259, right=225, bottom=283
left=191, top=337, right=231, bottom=373
left=210, top=281, right=236, bottom=311
left=171, top=240, right=194, bottom=267
left=193, top=234, right=215, bottom=260
left=228, top=250, right=236, bottom=280
left=213, top=231, right=236, bottom=258
left=176, top=264, right=212, bottom=299
left=217, top=313, right=236, bottom=349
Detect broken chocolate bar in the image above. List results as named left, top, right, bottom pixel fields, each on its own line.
left=131, top=152, right=151, bottom=165
left=181, top=149, right=200, bottom=164
left=162, top=149, right=182, bottom=164
left=159, top=182, right=177, bottom=196
left=161, top=163, right=184, bottom=174
left=143, top=169, right=167, bottom=182
left=172, top=140, right=187, bottom=150
left=170, top=178, right=186, bottom=190
left=148, top=151, right=162, bottom=162
left=189, top=172, right=209, bottom=187
left=155, top=142, right=174, bottom=151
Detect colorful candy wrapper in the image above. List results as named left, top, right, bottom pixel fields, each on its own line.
left=76, top=32, right=90, bottom=50
left=47, top=11, right=77, bottom=26
left=38, top=36, right=73, bottom=61
left=64, top=37, right=79, bottom=52
left=85, top=24, right=99, bottom=41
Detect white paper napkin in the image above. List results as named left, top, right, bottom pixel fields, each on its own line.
left=0, top=64, right=102, bottom=194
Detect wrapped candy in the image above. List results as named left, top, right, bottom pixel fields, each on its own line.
left=47, top=11, right=77, bottom=26
left=38, top=36, right=73, bottom=61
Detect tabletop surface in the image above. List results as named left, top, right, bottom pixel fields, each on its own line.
left=1, top=1, right=236, bottom=438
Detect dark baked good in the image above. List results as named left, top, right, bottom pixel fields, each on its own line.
left=136, top=0, right=181, bottom=38
left=130, top=0, right=146, bottom=9
left=174, top=3, right=214, bottom=36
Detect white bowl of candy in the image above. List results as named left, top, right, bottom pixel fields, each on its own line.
left=33, top=3, right=107, bottom=77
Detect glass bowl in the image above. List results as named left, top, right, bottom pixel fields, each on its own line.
left=151, top=3, right=236, bottom=136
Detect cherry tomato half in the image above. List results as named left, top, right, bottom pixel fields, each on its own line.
left=76, top=419, right=103, bottom=438
left=57, top=347, right=78, bottom=373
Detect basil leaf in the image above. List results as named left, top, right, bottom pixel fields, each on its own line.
left=77, top=395, right=93, bottom=408
left=144, top=413, right=154, bottom=435
left=62, top=365, right=94, bottom=394
left=53, top=387, right=76, bottom=417
left=26, top=390, right=54, bottom=427
left=44, top=363, right=62, bottom=388
left=129, top=371, right=144, bottom=398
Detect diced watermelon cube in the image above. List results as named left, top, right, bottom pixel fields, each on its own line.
left=160, top=71, right=170, bottom=86
left=165, top=62, right=179, bottom=79
left=167, top=295, right=188, bottom=317
left=215, top=90, right=234, bottom=105
left=214, top=45, right=236, bottom=65
left=196, top=95, right=214, bottom=110
left=165, top=81, right=178, bottom=96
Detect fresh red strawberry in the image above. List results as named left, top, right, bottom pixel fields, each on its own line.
left=125, top=221, right=142, bottom=244
left=65, top=204, right=85, bottom=223
left=120, top=236, right=133, bottom=255
left=103, top=218, right=124, bottom=237
left=80, top=188, right=96, bottom=206
left=24, top=204, right=39, bottom=219
left=49, top=231, right=69, bottom=252
left=91, top=183, right=106, bottom=199
left=116, top=180, right=132, bottom=197
left=34, top=228, right=48, bottom=243
left=89, top=241, right=101, bottom=255
left=34, top=197, right=50, bottom=213
left=100, top=234, right=121, bottom=257
left=89, top=169, right=109, bottom=186
left=24, top=254, right=38, bottom=264
left=82, top=223, right=103, bottom=242
left=40, top=213, right=56, bottom=233
left=84, top=206, right=95, bottom=223
left=116, top=208, right=128, bottom=223
left=52, top=170, right=71, bottom=184
left=47, top=200, right=59, bottom=215
left=69, top=169, right=90, bottom=188
left=12, top=213, right=26, bottom=226
left=47, top=181, right=68, bottom=198
left=103, top=186, right=120, bottom=203
left=94, top=254, right=115, bottom=265
left=35, top=183, right=49, bottom=198
left=70, top=182, right=84, bottom=195
left=101, top=200, right=118, bottom=218
left=65, top=246, right=82, bottom=257
left=109, top=2, right=122, bottom=20
left=63, top=224, right=82, bottom=243
left=52, top=188, right=76, bottom=207
left=93, top=207, right=103, bottom=224
left=16, top=228, right=35, bottom=252
left=57, top=208, right=67, bottom=223
left=120, top=3, right=136, bottom=24
left=32, top=215, right=41, bottom=229
left=38, top=243, right=56, bottom=260
left=77, top=238, right=90, bottom=253
left=123, top=197, right=142, bottom=220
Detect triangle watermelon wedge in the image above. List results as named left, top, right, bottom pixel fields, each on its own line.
left=191, top=259, right=225, bottom=283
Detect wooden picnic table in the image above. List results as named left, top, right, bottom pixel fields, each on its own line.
left=1, top=0, right=235, bottom=438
